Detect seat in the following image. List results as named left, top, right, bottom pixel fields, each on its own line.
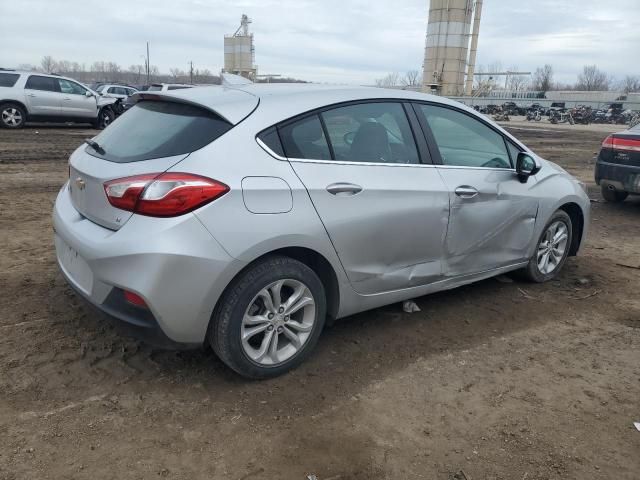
left=291, top=119, right=330, bottom=160
left=349, top=122, right=392, bottom=163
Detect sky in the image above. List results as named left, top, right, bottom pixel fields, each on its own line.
left=1, top=0, right=639, bottom=85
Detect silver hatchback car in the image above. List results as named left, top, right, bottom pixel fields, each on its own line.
left=53, top=84, right=590, bottom=378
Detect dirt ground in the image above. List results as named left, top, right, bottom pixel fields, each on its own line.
left=0, top=122, right=638, bottom=480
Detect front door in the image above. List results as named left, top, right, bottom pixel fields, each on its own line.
left=58, top=79, right=97, bottom=118
left=415, top=103, right=539, bottom=277
left=24, top=75, right=62, bottom=116
left=281, top=102, right=450, bottom=295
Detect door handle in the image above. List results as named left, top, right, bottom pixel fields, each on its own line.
left=27, top=93, right=36, bottom=97
left=326, top=182, right=363, bottom=196
left=63, top=97, right=71, bottom=100
left=454, top=186, right=479, bottom=199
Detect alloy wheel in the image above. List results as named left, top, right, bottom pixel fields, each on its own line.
left=537, top=221, right=569, bottom=275
left=241, top=279, right=316, bottom=366
left=2, top=107, right=23, bottom=127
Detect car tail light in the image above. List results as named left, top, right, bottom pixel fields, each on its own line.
left=601, top=135, right=640, bottom=152
left=123, top=290, right=147, bottom=308
left=104, top=173, right=229, bottom=217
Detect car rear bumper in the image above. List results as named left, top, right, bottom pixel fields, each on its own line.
left=595, top=161, right=640, bottom=194
left=53, top=182, right=246, bottom=344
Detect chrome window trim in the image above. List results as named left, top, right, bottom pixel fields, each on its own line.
left=258, top=136, right=516, bottom=171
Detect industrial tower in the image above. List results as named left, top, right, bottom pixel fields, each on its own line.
left=422, top=0, right=483, bottom=96
left=223, top=14, right=257, bottom=80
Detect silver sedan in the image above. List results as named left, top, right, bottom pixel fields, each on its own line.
left=53, top=85, right=590, bottom=378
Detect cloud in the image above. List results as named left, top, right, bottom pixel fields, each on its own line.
left=0, top=0, right=638, bottom=85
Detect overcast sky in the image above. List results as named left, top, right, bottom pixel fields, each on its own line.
left=1, top=0, right=638, bottom=85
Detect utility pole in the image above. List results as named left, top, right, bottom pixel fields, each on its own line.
left=145, top=41, right=150, bottom=85
left=189, top=61, right=194, bottom=84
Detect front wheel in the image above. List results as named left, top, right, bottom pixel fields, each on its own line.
left=522, top=210, right=572, bottom=283
left=209, top=256, right=326, bottom=379
left=93, top=107, right=114, bottom=129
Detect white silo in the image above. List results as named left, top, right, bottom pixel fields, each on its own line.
left=223, top=14, right=257, bottom=80
left=422, top=0, right=482, bottom=96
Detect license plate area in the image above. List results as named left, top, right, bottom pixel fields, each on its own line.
left=55, top=235, right=93, bottom=295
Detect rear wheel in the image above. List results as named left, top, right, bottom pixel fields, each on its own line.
left=209, top=256, right=326, bottom=379
left=601, top=184, right=628, bottom=203
left=522, top=210, right=572, bottom=283
left=0, top=103, right=26, bottom=128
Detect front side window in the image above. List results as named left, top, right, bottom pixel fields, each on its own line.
left=279, top=115, right=331, bottom=160
left=87, top=101, right=232, bottom=163
left=321, top=102, right=419, bottom=164
left=419, top=105, right=512, bottom=169
left=58, top=79, right=87, bottom=95
left=24, top=75, right=59, bottom=92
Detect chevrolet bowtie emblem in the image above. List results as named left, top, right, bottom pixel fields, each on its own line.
left=75, top=177, right=86, bottom=190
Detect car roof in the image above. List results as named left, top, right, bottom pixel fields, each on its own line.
left=151, top=83, right=472, bottom=125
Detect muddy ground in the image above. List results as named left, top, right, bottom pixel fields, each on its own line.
left=0, top=122, right=638, bottom=480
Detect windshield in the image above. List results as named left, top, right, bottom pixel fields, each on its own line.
left=86, top=101, right=232, bottom=163
left=95, top=85, right=107, bottom=92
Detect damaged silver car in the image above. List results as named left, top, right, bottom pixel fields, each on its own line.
left=53, top=84, right=590, bottom=378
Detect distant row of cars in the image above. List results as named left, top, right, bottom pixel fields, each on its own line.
left=0, top=68, right=194, bottom=129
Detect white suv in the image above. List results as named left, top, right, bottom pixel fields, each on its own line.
left=0, top=69, right=118, bottom=129
left=95, top=84, right=138, bottom=100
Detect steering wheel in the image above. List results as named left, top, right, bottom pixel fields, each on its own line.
left=481, top=157, right=510, bottom=168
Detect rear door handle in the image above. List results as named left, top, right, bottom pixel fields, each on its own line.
left=454, top=186, right=479, bottom=199
left=63, top=97, right=71, bottom=100
left=27, top=93, right=36, bottom=97
left=326, top=182, right=363, bottom=196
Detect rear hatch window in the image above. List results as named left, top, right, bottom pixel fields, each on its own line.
left=86, top=101, right=232, bottom=163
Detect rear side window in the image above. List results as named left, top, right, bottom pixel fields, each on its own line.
left=25, top=75, right=59, bottom=92
left=279, top=115, right=331, bottom=160
left=87, top=101, right=232, bottom=163
left=0, top=73, right=20, bottom=87
left=148, top=84, right=163, bottom=91
left=257, top=126, right=285, bottom=157
left=321, top=102, right=419, bottom=164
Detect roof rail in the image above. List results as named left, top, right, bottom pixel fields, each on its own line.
left=0, top=67, right=16, bottom=71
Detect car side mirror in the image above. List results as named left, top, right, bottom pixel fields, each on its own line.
left=516, top=152, right=541, bottom=183
left=85, top=91, right=94, bottom=97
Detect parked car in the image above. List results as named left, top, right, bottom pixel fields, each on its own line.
left=147, top=83, right=194, bottom=92
left=595, top=123, right=640, bottom=202
left=0, top=69, right=117, bottom=129
left=95, top=84, right=138, bottom=100
left=53, top=85, right=590, bottom=378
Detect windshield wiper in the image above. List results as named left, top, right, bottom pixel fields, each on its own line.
left=84, top=138, right=105, bottom=155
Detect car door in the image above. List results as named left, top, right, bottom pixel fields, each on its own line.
left=279, top=101, right=450, bottom=295
left=414, top=103, right=539, bottom=277
left=23, top=75, right=62, bottom=116
left=57, top=79, right=97, bottom=118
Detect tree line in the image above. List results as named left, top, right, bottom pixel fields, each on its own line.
left=375, top=64, right=640, bottom=93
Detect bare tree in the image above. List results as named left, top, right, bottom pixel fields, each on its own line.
left=576, top=65, right=610, bottom=91
left=618, top=75, right=640, bottom=93
left=17, top=63, right=37, bottom=71
left=532, top=64, right=554, bottom=91
left=169, top=68, right=184, bottom=81
left=404, top=70, right=420, bottom=87
left=374, top=72, right=400, bottom=87
left=41, top=56, right=56, bottom=73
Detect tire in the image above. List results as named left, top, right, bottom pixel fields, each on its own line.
left=601, top=184, right=628, bottom=203
left=0, top=102, right=26, bottom=129
left=209, top=255, right=327, bottom=379
left=93, top=107, right=114, bottom=129
left=522, top=210, right=573, bottom=283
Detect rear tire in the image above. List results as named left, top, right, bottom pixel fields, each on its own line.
left=0, top=103, right=26, bottom=129
left=601, top=184, right=628, bottom=203
left=209, top=256, right=326, bottom=379
left=522, top=210, right=572, bottom=283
